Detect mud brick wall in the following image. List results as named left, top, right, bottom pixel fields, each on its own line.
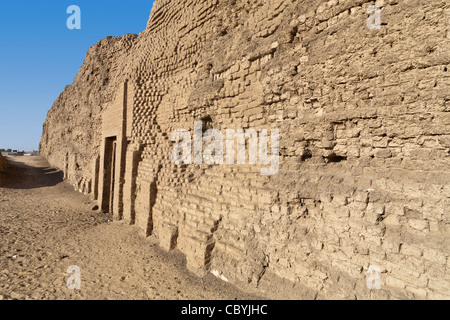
left=0, top=153, right=6, bottom=172
left=40, top=0, right=450, bottom=299
left=40, top=34, right=137, bottom=195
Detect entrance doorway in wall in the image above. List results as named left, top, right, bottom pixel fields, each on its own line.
left=102, top=136, right=117, bottom=213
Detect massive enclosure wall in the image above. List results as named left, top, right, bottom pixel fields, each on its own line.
left=0, top=153, right=6, bottom=171
left=40, top=0, right=450, bottom=299
left=40, top=34, right=137, bottom=193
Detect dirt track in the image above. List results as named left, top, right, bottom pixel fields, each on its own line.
left=0, top=156, right=261, bottom=300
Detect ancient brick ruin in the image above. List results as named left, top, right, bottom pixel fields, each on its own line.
left=40, top=0, right=450, bottom=299
left=0, top=153, right=6, bottom=172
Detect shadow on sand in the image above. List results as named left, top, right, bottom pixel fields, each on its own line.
left=0, top=157, right=64, bottom=189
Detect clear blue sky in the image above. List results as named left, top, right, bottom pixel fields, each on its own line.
left=0, top=0, right=154, bottom=151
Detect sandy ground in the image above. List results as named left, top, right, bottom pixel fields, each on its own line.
left=0, top=156, right=262, bottom=300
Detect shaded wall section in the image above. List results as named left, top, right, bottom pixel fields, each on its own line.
left=0, top=153, right=6, bottom=171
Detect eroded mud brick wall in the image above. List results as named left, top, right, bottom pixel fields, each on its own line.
left=40, top=0, right=450, bottom=299
left=0, top=153, right=6, bottom=171
left=40, top=34, right=137, bottom=194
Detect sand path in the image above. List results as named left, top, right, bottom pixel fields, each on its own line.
left=0, top=156, right=261, bottom=300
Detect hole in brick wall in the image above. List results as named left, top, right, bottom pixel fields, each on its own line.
left=206, top=63, right=213, bottom=75
left=325, top=154, right=347, bottom=163
left=426, top=46, right=436, bottom=54
left=219, top=29, right=228, bottom=36
left=300, top=149, right=312, bottom=161
left=288, top=26, right=298, bottom=43
left=201, top=116, right=213, bottom=133
left=444, top=67, right=448, bottom=72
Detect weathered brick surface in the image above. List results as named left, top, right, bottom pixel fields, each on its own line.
left=0, top=153, right=6, bottom=172
left=40, top=0, right=450, bottom=299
